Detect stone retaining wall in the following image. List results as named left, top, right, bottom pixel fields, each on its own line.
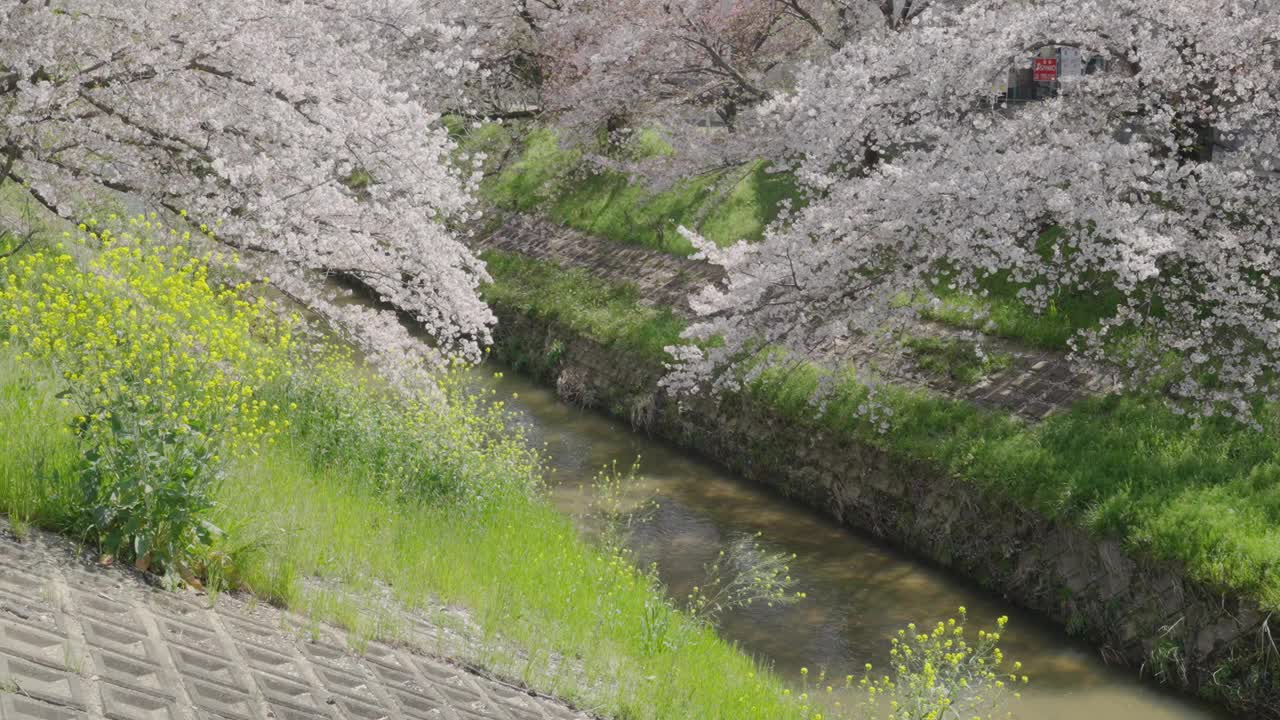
left=490, top=303, right=1279, bottom=719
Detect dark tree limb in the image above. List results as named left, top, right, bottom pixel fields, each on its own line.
left=0, top=230, right=34, bottom=260
left=0, top=143, right=18, bottom=185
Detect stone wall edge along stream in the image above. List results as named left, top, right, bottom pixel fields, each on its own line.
left=488, top=302, right=1279, bottom=719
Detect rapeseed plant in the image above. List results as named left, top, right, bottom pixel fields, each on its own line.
left=0, top=201, right=1029, bottom=720
left=1, top=215, right=293, bottom=573
left=852, top=609, right=1026, bottom=720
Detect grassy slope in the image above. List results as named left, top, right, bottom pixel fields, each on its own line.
left=0, top=354, right=80, bottom=538
left=482, top=251, right=686, bottom=361
left=0, top=353, right=810, bottom=720
left=481, top=250, right=1280, bottom=611
left=0, top=219, right=1025, bottom=719
left=471, top=126, right=799, bottom=256
left=469, top=125, right=1124, bottom=352
left=0, top=196, right=824, bottom=720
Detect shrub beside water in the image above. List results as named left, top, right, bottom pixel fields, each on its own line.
left=273, top=350, right=540, bottom=505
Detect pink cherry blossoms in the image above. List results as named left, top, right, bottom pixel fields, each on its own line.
left=2, top=0, right=500, bottom=370
left=668, top=0, right=1280, bottom=423
left=8, top=0, right=1280, bottom=422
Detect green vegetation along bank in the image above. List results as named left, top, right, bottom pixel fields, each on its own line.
left=0, top=198, right=1023, bottom=720
left=463, top=123, right=1123, bottom=354
left=481, top=248, right=1280, bottom=718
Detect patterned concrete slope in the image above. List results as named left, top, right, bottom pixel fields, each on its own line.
left=476, top=213, right=1118, bottom=421
left=0, top=523, right=592, bottom=720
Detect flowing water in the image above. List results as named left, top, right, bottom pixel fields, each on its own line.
left=478, top=366, right=1230, bottom=720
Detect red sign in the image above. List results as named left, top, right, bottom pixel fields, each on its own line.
left=1033, top=58, right=1058, bottom=82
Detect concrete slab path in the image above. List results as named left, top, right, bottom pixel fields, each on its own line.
left=0, top=522, right=591, bottom=720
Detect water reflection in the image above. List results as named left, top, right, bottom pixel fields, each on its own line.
left=479, top=366, right=1228, bottom=720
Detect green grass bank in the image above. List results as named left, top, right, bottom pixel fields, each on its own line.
left=0, top=196, right=1021, bottom=720
left=464, top=123, right=1122, bottom=353
left=460, top=123, right=799, bottom=256
left=480, top=248, right=1280, bottom=715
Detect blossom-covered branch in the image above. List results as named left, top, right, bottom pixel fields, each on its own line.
left=670, top=0, right=1280, bottom=424
left=2, top=0, right=503, bottom=367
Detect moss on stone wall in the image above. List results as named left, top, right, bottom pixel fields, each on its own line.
left=486, top=297, right=1280, bottom=718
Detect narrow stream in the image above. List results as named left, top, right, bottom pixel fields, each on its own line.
left=479, top=366, right=1229, bottom=720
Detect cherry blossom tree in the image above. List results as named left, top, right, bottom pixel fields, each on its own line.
left=524, top=0, right=837, bottom=178
left=670, top=0, right=1280, bottom=423
left=443, top=0, right=553, bottom=122
left=542, top=0, right=795, bottom=131
left=508, top=1, right=948, bottom=189
left=1, top=0, right=506, bottom=370
left=535, top=0, right=941, bottom=132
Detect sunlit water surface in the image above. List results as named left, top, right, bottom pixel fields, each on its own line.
left=476, top=366, right=1230, bottom=720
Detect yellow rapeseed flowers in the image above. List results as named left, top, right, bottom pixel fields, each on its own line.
left=1, top=214, right=297, bottom=569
